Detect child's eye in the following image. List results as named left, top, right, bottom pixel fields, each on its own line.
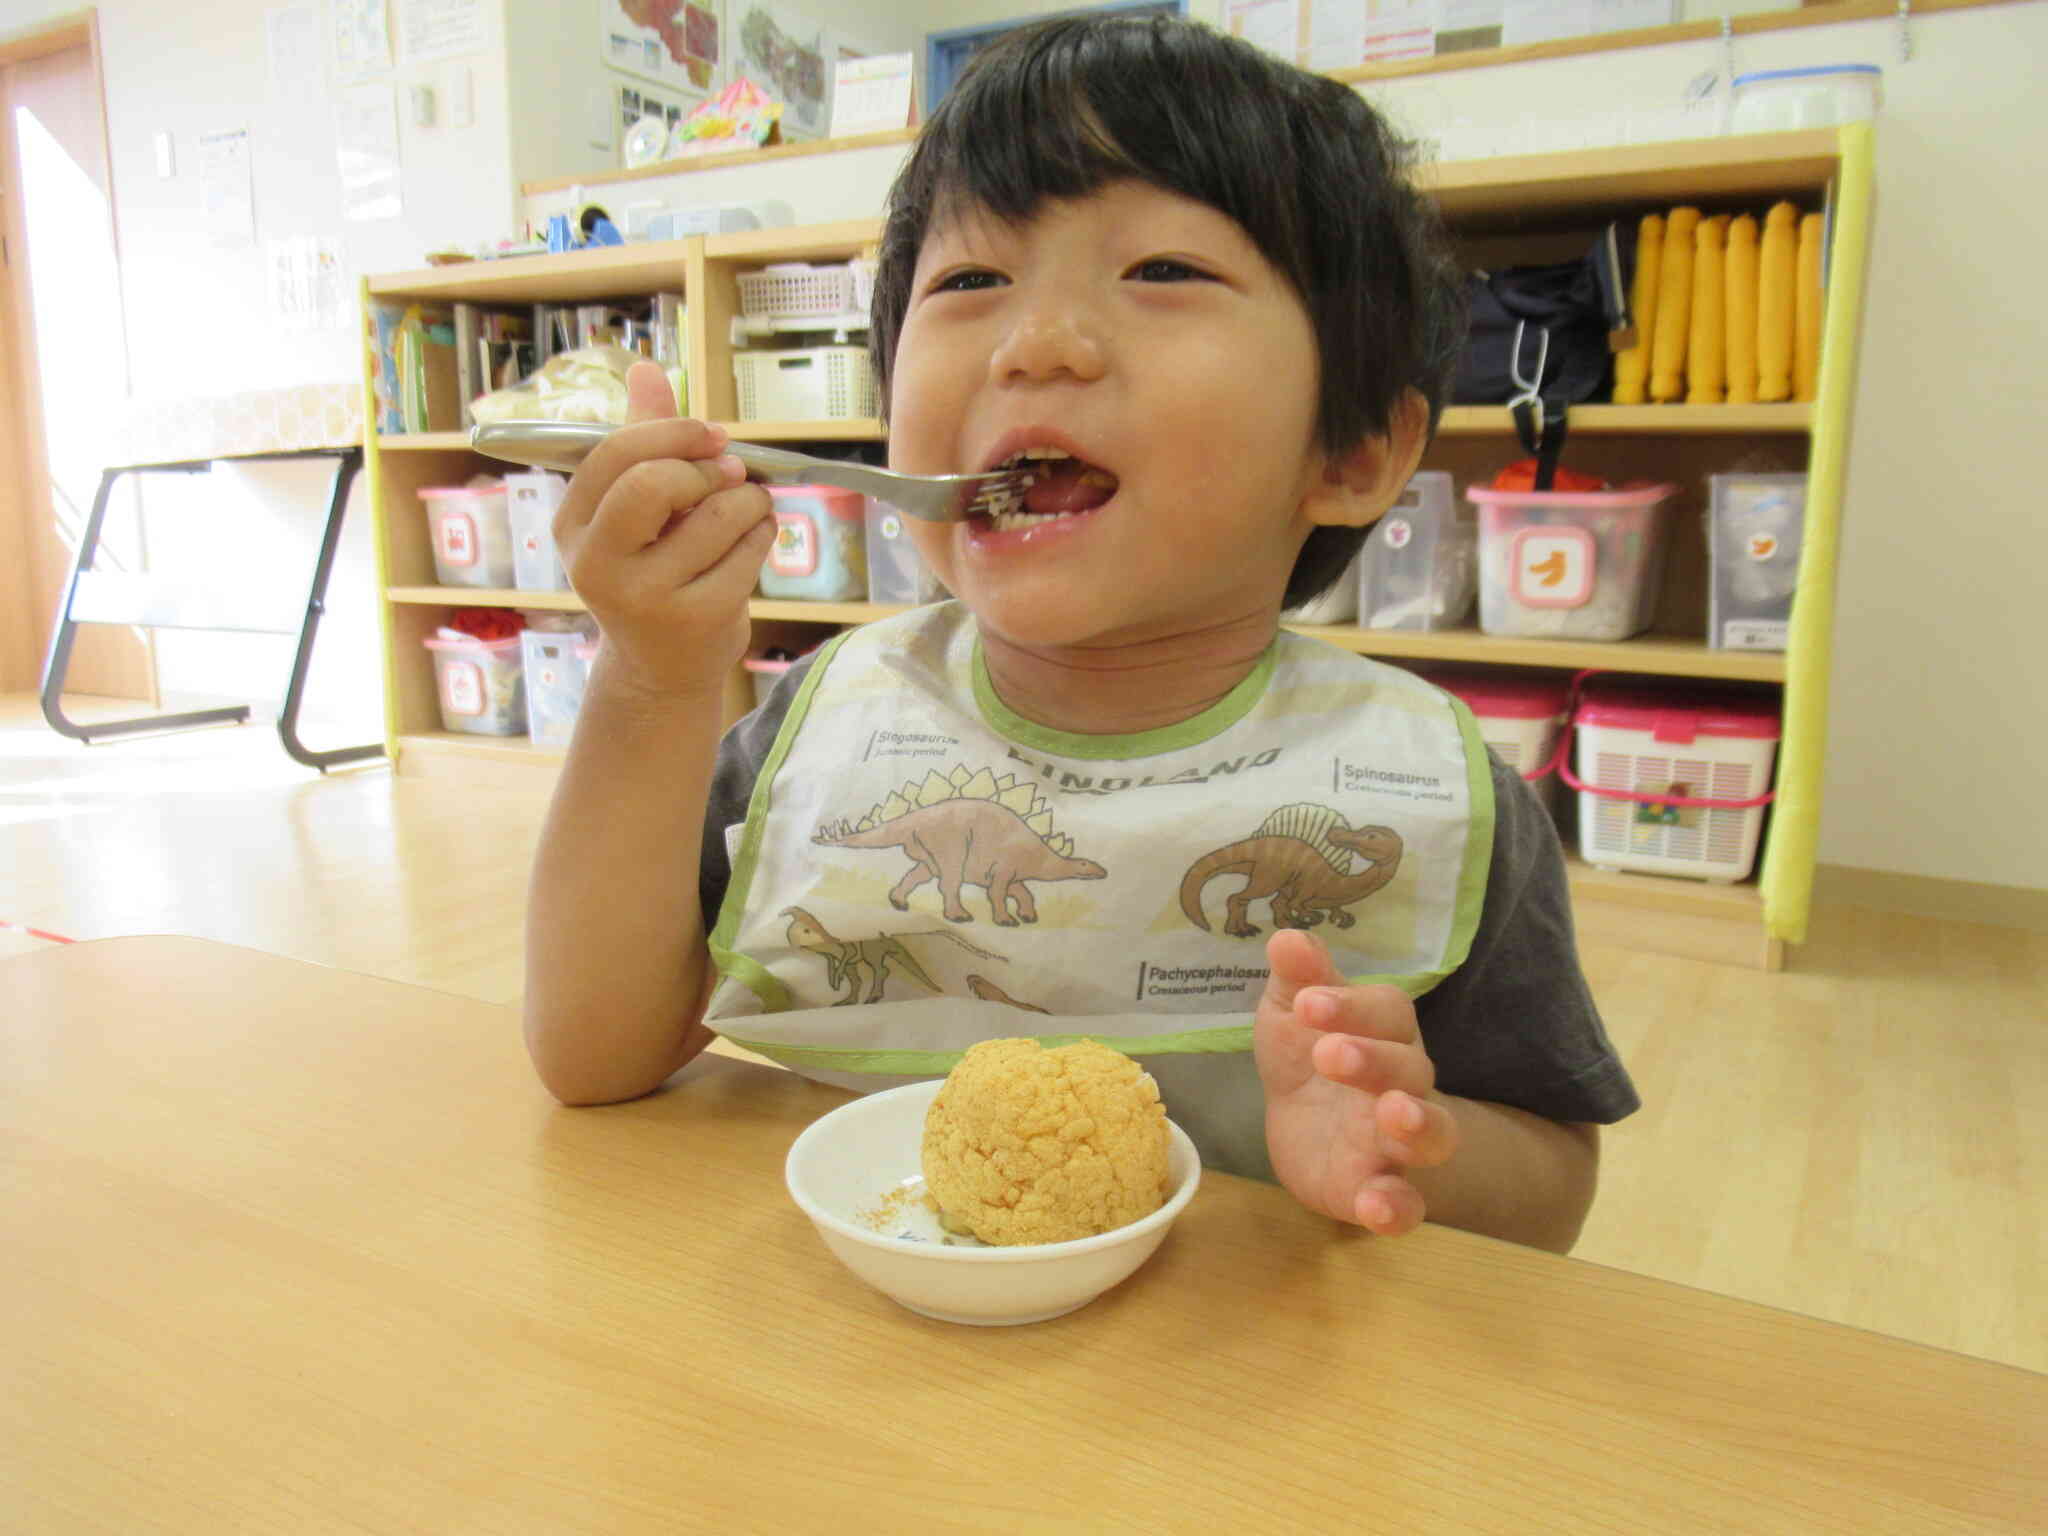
left=932, top=268, right=1005, bottom=294
left=1127, top=258, right=1211, bottom=283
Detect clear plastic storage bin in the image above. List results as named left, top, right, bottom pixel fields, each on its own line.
left=732, top=346, right=878, bottom=421
left=420, top=481, right=514, bottom=589
left=1471, top=483, right=1676, bottom=641
left=504, top=470, right=570, bottom=592
left=863, top=498, right=945, bottom=605
left=423, top=632, right=526, bottom=735
left=521, top=629, right=598, bottom=747
left=1708, top=472, right=1806, bottom=652
left=1357, top=472, right=1472, bottom=631
left=759, top=484, right=868, bottom=601
left=1567, top=684, right=1780, bottom=882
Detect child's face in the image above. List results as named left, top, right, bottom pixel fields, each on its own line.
left=887, top=178, right=1338, bottom=651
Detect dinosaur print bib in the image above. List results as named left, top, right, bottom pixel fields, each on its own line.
left=703, top=602, right=1493, bottom=1087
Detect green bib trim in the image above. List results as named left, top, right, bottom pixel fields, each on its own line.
left=971, top=635, right=1279, bottom=761
left=1434, top=693, right=1497, bottom=985
left=707, top=628, right=856, bottom=1012
left=721, top=1022, right=1257, bottom=1076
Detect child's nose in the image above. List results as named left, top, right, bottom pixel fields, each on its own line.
left=987, top=307, right=1106, bottom=386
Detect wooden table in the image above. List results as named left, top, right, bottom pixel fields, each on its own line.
left=5, top=937, right=2043, bottom=1533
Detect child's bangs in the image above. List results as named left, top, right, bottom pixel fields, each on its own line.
left=922, top=25, right=1300, bottom=279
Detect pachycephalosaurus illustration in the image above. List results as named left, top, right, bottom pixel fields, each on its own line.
left=780, top=907, right=1005, bottom=1005
left=813, top=765, right=1106, bottom=926
left=1180, top=804, right=1404, bottom=938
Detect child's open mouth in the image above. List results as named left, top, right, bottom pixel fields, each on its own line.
left=976, top=446, right=1119, bottom=532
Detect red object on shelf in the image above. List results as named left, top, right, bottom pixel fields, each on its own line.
left=446, top=607, right=525, bottom=642
left=1489, top=459, right=1608, bottom=493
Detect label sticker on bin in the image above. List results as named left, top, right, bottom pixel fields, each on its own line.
left=440, top=660, right=485, bottom=716
left=436, top=511, right=479, bottom=568
left=1383, top=516, right=1413, bottom=549
left=770, top=510, right=820, bottom=577
left=1509, top=525, right=1595, bottom=608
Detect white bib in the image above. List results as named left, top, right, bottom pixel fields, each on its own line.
left=706, top=603, right=1492, bottom=1083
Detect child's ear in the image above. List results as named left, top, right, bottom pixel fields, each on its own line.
left=1300, top=390, right=1431, bottom=529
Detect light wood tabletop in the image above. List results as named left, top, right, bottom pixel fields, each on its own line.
left=5, top=937, right=2043, bottom=1533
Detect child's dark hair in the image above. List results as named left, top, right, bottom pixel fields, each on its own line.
left=868, top=15, right=1467, bottom=608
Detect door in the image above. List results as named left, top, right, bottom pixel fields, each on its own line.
left=1, top=16, right=152, bottom=702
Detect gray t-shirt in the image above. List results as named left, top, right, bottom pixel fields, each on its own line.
left=700, top=650, right=1638, bottom=1177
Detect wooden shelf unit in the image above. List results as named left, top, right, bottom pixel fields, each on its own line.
left=362, top=128, right=1871, bottom=970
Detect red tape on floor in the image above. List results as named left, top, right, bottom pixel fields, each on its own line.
left=1, top=920, right=76, bottom=945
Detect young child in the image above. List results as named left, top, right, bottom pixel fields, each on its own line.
left=525, top=16, right=1637, bottom=1254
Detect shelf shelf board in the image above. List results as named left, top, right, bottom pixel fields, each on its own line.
left=748, top=598, right=907, bottom=624
left=1423, top=129, right=1841, bottom=231
left=1563, top=855, right=1762, bottom=920
left=1285, top=624, right=1786, bottom=683
left=703, top=219, right=881, bottom=262
left=374, top=432, right=474, bottom=452
left=387, top=586, right=588, bottom=611
left=1437, top=403, right=1810, bottom=436
left=369, top=241, right=694, bottom=304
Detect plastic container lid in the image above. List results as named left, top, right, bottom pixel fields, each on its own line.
left=423, top=632, right=522, bottom=655
left=1575, top=687, right=1780, bottom=743
left=1733, top=65, right=1881, bottom=86
left=1421, top=670, right=1569, bottom=721
left=419, top=480, right=505, bottom=499
left=1467, top=482, right=1676, bottom=508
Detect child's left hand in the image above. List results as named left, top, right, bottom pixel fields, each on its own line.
left=1254, top=928, right=1459, bottom=1235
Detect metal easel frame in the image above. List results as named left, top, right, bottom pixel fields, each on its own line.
left=39, top=445, right=384, bottom=773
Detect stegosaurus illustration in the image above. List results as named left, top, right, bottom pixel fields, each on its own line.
left=1179, top=803, right=1404, bottom=938
left=813, top=764, right=1107, bottom=927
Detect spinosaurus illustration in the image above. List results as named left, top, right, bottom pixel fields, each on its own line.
left=780, top=906, right=1006, bottom=1005
left=1179, top=804, right=1404, bottom=939
left=812, top=764, right=1106, bottom=927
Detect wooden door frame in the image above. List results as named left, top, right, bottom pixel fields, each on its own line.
left=2, top=9, right=151, bottom=701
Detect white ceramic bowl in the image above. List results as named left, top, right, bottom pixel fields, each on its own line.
left=785, top=1079, right=1201, bottom=1326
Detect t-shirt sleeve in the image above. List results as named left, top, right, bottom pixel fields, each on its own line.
left=1416, top=751, right=1640, bottom=1125
left=698, top=651, right=821, bottom=936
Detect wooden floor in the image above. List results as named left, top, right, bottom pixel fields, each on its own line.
left=4, top=693, right=2042, bottom=1377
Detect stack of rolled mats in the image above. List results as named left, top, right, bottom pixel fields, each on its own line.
left=1613, top=201, right=1824, bottom=405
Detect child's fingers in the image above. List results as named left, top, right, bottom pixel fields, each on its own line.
left=1257, top=928, right=1347, bottom=1016
left=1354, top=1174, right=1425, bottom=1236
left=1375, top=1090, right=1458, bottom=1169
left=555, top=417, right=731, bottom=540
left=1310, top=1033, right=1434, bottom=1101
left=1292, top=981, right=1417, bottom=1044
left=578, top=454, right=746, bottom=567
left=623, top=359, right=679, bottom=423
left=632, top=483, right=776, bottom=602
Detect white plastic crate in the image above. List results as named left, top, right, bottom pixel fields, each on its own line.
left=733, top=346, right=878, bottom=421
left=736, top=262, right=860, bottom=320
left=1568, top=687, right=1780, bottom=882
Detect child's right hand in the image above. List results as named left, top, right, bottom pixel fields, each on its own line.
left=553, top=360, right=775, bottom=700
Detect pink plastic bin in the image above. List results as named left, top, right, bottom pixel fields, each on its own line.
left=1568, top=684, right=1780, bottom=882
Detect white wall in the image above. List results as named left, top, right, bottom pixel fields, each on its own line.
left=6, top=0, right=519, bottom=733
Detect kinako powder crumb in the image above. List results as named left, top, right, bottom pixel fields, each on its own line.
left=920, top=1037, right=1171, bottom=1246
